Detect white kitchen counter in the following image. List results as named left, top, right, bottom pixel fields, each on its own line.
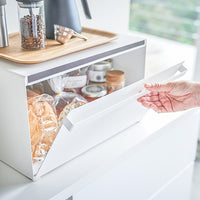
left=0, top=109, right=199, bottom=200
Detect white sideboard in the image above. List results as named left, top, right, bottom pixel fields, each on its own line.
left=0, top=109, right=199, bottom=200
left=0, top=34, right=199, bottom=200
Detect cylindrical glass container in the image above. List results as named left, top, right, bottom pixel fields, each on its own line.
left=16, top=0, right=46, bottom=50
left=106, top=70, right=125, bottom=94
left=88, top=61, right=113, bottom=83
left=81, top=85, right=107, bottom=102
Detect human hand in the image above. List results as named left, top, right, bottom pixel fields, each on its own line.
left=137, top=81, right=200, bottom=113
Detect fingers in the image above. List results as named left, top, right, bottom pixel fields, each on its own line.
left=153, top=101, right=162, bottom=107
left=137, top=91, right=173, bottom=113
left=137, top=93, right=164, bottom=113
left=145, top=82, right=174, bottom=92
left=137, top=91, right=159, bottom=102
left=137, top=95, right=159, bottom=102
left=140, top=101, right=167, bottom=113
left=136, top=82, right=176, bottom=113
left=137, top=91, right=169, bottom=113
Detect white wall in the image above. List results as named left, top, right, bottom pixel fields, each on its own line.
left=6, top=0, right=18, bottom=33
left=5, top=0, right=130, bottom=34
left=77, top=0, right=130, bottom=34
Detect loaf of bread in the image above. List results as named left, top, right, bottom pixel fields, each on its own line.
left=27, top=92, right=58, bottom=162
left=54, top=92, right=87, bottom=130
left=48, top=76, right=87, bottom=130
left=57, top=101, right=86, bottom=129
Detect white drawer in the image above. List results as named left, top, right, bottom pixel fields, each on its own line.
left=37, top=62, right=187, bottom=178
left=150, top=163, right=193, bottom=200
left=72, top=111, right=198, bottom=200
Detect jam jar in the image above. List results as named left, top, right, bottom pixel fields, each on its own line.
left=81, top=85, right=107, bottom=102
left=106, top=70, right=125, bottom=94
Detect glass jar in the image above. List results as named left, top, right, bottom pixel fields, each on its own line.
left=81, top=85, right=107, bottom=102
left=16, top=0, right=46, bottom=50
left=63, top=67, right=89, bottom=94
left=88, top=61, right=113, bottom=83
left=106, top=70, right=125, bottom=94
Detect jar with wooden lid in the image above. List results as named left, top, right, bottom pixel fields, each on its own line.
left=106, top=70, right=125, bottom=94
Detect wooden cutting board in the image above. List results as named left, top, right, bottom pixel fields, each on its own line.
left=0, top=27, right=118, bottom=64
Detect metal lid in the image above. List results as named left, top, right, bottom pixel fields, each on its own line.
left=0, top=0, right=6, bottom=6
left=91, top=61, right=112, bottom=71
left=16, top=0, right=43, bottom=3
left=81, top=85, right=107, bottom=98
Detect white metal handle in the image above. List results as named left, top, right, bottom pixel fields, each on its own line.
left=136, top=64, right=188, bottom=97
left=163, top=65, right=187, bottom=82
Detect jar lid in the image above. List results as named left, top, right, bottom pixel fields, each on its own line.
left=106, top=70, right=125, bottom=83
left=90, top=61, right=112, bottom=71
left=0, top=0, right=6, bottom=6
left=16, top=0, right=43, bottom=3
left=82, top=85, right=107, bottom=98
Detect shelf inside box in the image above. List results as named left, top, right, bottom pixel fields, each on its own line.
left=0, top=27, right=118, bottom=64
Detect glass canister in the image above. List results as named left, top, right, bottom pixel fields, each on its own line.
left=81, top=85, right=107, bottom=102
left=88, top=61, right=113, bottom=83
left=106, top=70, right=125, bottom=94
left=16, top=0, right=46, bottom=50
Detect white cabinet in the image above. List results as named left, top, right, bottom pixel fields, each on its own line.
left=0, top=35, right=149, bottom=180
left=0, top=34, right=199, bottom=200
left=0, top=110, right=199, bottom=200
left=73, top=110, right=199, bottom=200
left=151, top=164, right=193, bottom=200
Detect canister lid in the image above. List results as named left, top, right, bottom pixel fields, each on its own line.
left=106, top=70, right=125, bottom=83
left=82, top=85, right=107, bottom=98
left=16, top=0, right=43, bottom=3
left=0, top=0, right=6, bottom=6
left=91, top=61, right=112, bottom=71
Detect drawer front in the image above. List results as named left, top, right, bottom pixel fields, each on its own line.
left=72, top=111, right=198, bottom=200
left=37, top=63, right=187, bottom=178
left=150, top=163, right=193, bottom=200
left=65, top=62, right=187, bottom=131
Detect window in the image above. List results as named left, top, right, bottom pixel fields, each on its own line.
left=130, top=0, right=200, bottom=45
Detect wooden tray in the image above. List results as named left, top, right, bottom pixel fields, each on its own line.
left=0, top=27, right=118, bottom=64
